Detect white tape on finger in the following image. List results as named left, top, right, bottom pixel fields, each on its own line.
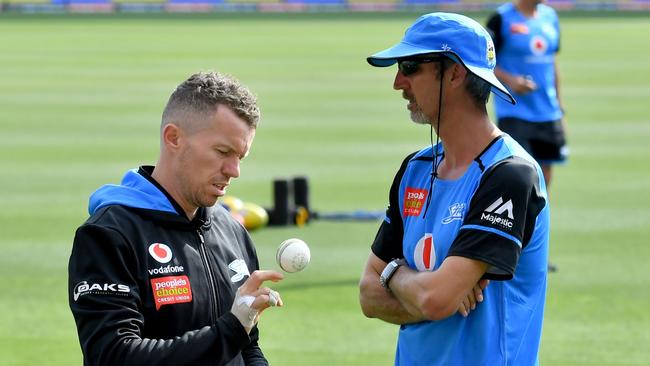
left=267, top=290, right=280, bottom=307
left=237, top=295, right=255, bottom=307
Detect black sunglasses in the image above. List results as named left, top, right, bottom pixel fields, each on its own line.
left=397, top=56, right=445, bottom=76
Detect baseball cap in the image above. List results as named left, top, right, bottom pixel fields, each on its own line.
left=367, top=12, right=515, bottom=105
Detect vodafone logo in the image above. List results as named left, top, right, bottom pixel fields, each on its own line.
left=148, top=243, right=173, bottom=264
left=530, top=35, right=548, bottom=56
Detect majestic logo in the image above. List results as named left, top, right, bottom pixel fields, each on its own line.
left=151, top=275, right=192, bottom=310
left=403, top=187, right=428, bottom=217
left=148, top=243, right=172, bottom=264
left=530, top=35, right=548, bottom=56
left=481, top=197, right=514, bottom=229
left=413, top=233, right=436, bottom=272
left=441, top=43, right=451, bottom=51
left=228, top=259, right=250, bottom=283
left=73, top=280, right=130, bottom=301
left=441, top=203, right=465, bottom=224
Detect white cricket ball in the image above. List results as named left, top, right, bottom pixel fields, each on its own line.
left=276, top=238, right=311, bottom=273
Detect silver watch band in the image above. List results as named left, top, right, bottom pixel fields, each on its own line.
left=379, top=258, right=407, bottom=289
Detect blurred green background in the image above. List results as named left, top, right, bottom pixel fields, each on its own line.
left=1, top=12, right=649, bottom=365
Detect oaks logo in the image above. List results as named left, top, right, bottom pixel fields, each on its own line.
left=403, top=187, right=428, bottom=217
left=151, top=275, right=192, bottom=310
left=73, top=280, right=130, bottom=301
left=148, top=243, right=172, bottom=264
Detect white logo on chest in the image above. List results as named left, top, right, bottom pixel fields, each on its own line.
left=228, top=259, right=250, bottom=283
left=441, top=203, right=465, bottom=224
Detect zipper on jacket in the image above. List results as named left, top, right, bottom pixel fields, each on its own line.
left=197, top=230, right=220, bottom=321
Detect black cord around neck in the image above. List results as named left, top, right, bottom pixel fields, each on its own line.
left=422, top=63, right=444, bottom=218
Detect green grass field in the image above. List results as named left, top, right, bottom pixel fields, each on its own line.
left=1, top=12, right=649, bottom=365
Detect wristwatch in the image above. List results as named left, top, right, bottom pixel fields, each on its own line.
left=379, top=258, right=407, bottom=290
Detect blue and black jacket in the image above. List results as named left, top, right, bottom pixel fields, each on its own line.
left=69, top=166, right=266, bottom=366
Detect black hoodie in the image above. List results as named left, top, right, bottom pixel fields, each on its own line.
left=69, top=166, right=267, bottom=366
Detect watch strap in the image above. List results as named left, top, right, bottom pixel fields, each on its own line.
left=379, top=258, right=407, bottom=289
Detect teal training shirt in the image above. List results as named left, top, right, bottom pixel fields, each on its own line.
left=372, top=135, right=549, bottom=365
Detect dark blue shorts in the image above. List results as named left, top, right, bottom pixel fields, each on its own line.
left=498, top=117, right=568, bottom=165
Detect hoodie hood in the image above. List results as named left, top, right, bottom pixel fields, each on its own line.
left=88, top=168, right=177, bottom=216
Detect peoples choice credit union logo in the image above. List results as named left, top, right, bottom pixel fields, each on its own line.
left=403, top=187, right=428, bottom=217
left=151, top=275, right=193, bottom=310
left=149, top=243, right=172, bottom=264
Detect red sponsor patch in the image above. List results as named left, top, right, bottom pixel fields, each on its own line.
left=151, top=275, right=192, bottom=310
left=510, top=23, right=529, bottom=34
left=403, top=187, right=428, bottom=217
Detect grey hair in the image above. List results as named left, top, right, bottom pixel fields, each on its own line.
left=161, top=71, right=260, bottom=132
left=465, top=72, right=492, bottom=106
left=438, top=58, right=491, bottom=106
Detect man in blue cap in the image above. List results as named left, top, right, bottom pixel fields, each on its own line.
left=359, top=13, right=550, bottom=365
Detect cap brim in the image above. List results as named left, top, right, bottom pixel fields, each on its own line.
left=367, top=42, right=447, bottom=67
left=466, top=64, right=516, bottom=105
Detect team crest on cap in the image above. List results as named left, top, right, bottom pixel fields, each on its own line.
left=413, top=233, right=436, bottom=271
left=149, top=243, right=173, bottom=264
left=487, top=40, right=495, bottom=62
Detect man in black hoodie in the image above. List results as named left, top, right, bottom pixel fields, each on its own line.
left=69, top=71, right=283, bottom=366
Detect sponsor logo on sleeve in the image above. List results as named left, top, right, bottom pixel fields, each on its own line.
left=481, top=197, right=514, bottom=229
left=228, top=259, right=250, bottom=283
left=73, top=280, right=130, bottom=301
left=151, top=275, right=192, bottom=310
left=441, top=203, right=465, bottom=224
left=403, top=187, right=428, bottom=217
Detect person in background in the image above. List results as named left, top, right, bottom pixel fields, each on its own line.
left=487, top=0, right=565, bottom=272
left=486, top=0, right=567, bottom=191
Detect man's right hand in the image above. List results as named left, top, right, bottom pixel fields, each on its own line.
left=231, top=270, right=284, bottom=333
left=457, top=279, right=489, bottom=317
